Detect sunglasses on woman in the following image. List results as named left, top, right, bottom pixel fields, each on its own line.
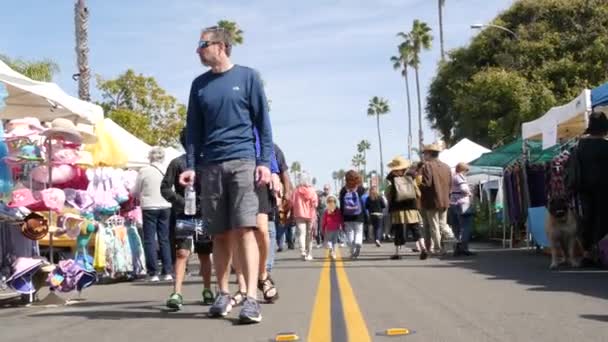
left=198, top=40, right=221, bottom=49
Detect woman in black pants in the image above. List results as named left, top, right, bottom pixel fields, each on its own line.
left=366, top=186, right=386, bottom=247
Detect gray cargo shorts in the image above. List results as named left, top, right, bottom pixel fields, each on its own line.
left=199, top=159, right=259, bottom=235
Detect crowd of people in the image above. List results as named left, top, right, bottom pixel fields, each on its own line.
left=131, top=25, right=478, bottom=325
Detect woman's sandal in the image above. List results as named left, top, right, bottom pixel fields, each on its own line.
left=230, top=290, right=246, bottom=307
left=258, top=275, right=279, bottom=303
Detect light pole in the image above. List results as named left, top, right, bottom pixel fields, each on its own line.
left=470, top=23, right=518, bottom=39
left=438, top=0, right=445, bottom=61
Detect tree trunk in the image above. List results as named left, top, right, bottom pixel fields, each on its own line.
left=404, top=66, right=413, bottom=160
left=438, top=0, right=445, bottom=61
left=376, top=114, right=385, bottom=181
left=415, top=66, right=424, bottom=159
left=75, top=0, right=90, bottom=101
left=363, top=150, right=367, bottom=184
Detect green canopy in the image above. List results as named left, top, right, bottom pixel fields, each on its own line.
left=470, top=138, right=559, bottom=168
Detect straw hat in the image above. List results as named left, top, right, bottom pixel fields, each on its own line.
left=75, top=123, right=98, bottom=144
left=387, top=156, right=411, bottom=171
left=41, top=118, right=83, bottom=144
left=423, top=143, right=443, bottom=152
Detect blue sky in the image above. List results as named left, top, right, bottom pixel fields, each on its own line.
left=0, top=0, right=514, bottom=187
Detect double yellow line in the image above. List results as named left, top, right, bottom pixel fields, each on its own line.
left=307, top=250, right=371, bottom=341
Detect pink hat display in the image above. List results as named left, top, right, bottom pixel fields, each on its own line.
left=64, top=188, right=94, bottom=212
left=4, top=118, right=46, bottom=140
left=41, top=118, right=83, bottom=144
left=7, top=188, right=39, bottom=208
left=31, top=164, right=76, bottom=185
left=7, top=188, right=65, bottom=212
left=6, top=257, right=44, bottom=294
left=37, top=188, right=66, bottom=212
left=52, top=148, right=79, bottom=165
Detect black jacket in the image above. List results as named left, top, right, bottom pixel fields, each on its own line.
left=160, top=154, right=201, bottom=217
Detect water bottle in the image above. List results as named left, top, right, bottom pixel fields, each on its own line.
left=184, top=184, right=196, bottom=216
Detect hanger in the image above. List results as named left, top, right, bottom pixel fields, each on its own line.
left=105, top=214, right=124, bottom=227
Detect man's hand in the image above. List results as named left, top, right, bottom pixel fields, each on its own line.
left=255, top=165, right=271, bottom=187
left=179, top=170, right=195, bottom=186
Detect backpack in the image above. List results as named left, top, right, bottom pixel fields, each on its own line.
left=342, top=190, right=362, bottom=216
left=393, top=176, right=417, bottom=202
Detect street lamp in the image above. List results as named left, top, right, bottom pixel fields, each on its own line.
left=471, top=23, right=518, bottom=39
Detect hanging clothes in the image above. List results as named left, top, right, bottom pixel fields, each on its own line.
left=526, top=164, right=546, bottom=207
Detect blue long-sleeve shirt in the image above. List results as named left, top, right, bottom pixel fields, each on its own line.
left=185, top=65, right=273, bottom=169
left=254, top=128, right=279, bottom=174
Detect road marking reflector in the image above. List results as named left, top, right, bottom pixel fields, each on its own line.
left=382, top=328, right=411, bottom=336
left=274, top=332, right=299, bottom=341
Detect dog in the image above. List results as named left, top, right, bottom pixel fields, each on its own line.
left=545, top=198, right=581, bottom=270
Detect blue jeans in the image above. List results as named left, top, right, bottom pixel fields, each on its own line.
left=276, top=223, right=294, bottom=248
left=370, top=215, right=384, bottom=242
left=142, top=208, right=173, bottom=276
left=266, top=221, right=276, bottom=273
left=449, top=205, right=473, bottom=250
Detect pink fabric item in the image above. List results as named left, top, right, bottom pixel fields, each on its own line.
left=31, top=165, right=76, bottom=185
left=322, top=209, right=344, bottom=233
left=52, top=148, right=79, bottom=165
left=291, top=185, right=319, bottom=220
left=28, top=188, right=66, bottom=212
left=53, top=166, right=89, bottom=190
left=8, top=188, right=40, bottom=208
left=5, top=118, right=45, bottom=139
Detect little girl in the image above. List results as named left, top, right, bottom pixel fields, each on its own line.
left=291, top=173, right=318, bottom=261
left=322, top=195, right=343, bottom=260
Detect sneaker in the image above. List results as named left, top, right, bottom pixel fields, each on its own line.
left=375, top=240, right=381, bottom=247
left=420, top=250, right=428, bottom=260
left=305, top=254, right=313, bottom=261
left=166, top=293, right=183, bottom=310
left=390, top=254, right=401, bottom=260
left=330, top=250, right=336, bottom=260
left=202, top=288, right=214, bottom=306
left=301, top=253, right=307, bottom=261
left=239, top=297, right=262, bottom=324
left=162, top=274, right=173, bottom=282
left=146, top=275, right=160, bottom=282
left=208, top=292, right=232, bottom=318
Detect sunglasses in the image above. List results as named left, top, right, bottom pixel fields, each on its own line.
left=198, top=40, right=220, bottom=49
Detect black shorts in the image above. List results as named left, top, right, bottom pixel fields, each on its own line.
left=256, top=185, right=273, bottom=215
left=175, top=236, right=213, bottom=255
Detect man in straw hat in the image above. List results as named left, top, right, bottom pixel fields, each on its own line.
left=419, top=143, right=455, bottom=254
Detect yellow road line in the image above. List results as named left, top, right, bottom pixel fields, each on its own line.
left=307, top=250, right=331, bottom=341
left=335, top=250, right=372, bottom=342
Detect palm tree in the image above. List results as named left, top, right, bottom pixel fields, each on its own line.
left=217, top=20, right=244, bottom=45
left=352, top=153, right=365, bottom=172
left=438, top=0, right=446, bottom=61
left=367, top=97, right=390, bottom=180
left=290, top=161, right=301, bottom=184
left=390, top=40, right=415, bottom=160
left=357, top=140, right=371, bottom=180
left=408, top=19, right=433, bottom=156
left=0, top=55, right=59, bottom=82
left=331, top=171, right=339, bottom=191
left=337, top=169, right=346, bottom=189
left=75, top=0, right=90, bottom=101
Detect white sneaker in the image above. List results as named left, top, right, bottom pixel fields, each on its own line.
left=301, top=253, right=307, bottom=261
left=162, top=274, right=173, bottom=282
left=147, top=275, right=160, bottom=282
left=305, top=254, right=313, bottom=261
left=330, top=250, right=336, bottom=260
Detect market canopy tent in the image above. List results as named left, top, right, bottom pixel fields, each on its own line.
left=469, top=138, right=558, bottom=168
left=0, top=60, right=103, bottom=124
left=521, top=89, right=591, bottom=149
left=591, top=82, right=608, bottom=109
left=439, top=138, right=490, bottom=168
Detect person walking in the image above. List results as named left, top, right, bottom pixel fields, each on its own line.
left=339, top=170, right=366, bottom=259
left=322, top=195, right=343, bottom=259
left=162, top=129, right=214, bottom=310
left=419, top=144, right=454, bottom=255
left=316, top=184, right=331, bottom=247
left=449, top=162, right=476, bottom=256
left=133, top=147, right=173, bottom=282
left=385, top=156, right=428, bottom=260
left=365, top=185, right=386, bottom=247
left=291, top=173, right=319, bottom=261
left=180, top=25, right=272, bottom=324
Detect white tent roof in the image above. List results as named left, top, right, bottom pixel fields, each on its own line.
left=522, top=89, right=591, bottom=148
left=439, top=138, right=491, bottom=168
left=0, top=60, right=103, bottom=124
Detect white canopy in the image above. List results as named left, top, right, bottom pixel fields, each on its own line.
left=0, top=60, right=103, bottom=124
left=439, top=138, right=491, bottom=168
left=522, top=89, right=591, bottom=149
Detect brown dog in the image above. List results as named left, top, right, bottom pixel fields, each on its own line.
left=545, top=198, right=580, bottom=270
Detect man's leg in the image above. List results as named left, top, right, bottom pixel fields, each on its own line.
left=195, top=239, right=215, bottom=304
left=212, top=232, right=233, bottom=294
left=233, top=227, right=260, bottom=299
left=266, top=221, right=276, bottom=273
left=255, top=213, right=270, bottom=280
left=141, top=210, right=158, bottom=279
left=429, top=210, right=443, bottom=253
left=166, top=241, right=190, bottom=309
left=157, top=208, right=174, bottom=277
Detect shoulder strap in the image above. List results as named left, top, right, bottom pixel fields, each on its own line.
left=150, top=164, right=165, bottom=177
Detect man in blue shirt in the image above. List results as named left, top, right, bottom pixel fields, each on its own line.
left=180, top=25, right=272, bottom=324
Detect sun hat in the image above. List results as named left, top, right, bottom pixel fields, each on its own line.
left=37, top=188, right=66, bottom=212
left=75, top=123, right=98, bottom=144
left=4, top=118, right=46, bottom=140
left=51, top=148, right=80, bottom=165
left=8, top=188, right=40, bottom=208
left=21, top=212, right=49, bottom=240
left=387, top=156, right=411, bottom=171
left=4, top=144, right=43, bottom=164
left=64, top=188, right=94, bottom=212
left=56, top=214, right=84, bottom=239
left=6, top=257, right=44, bottom=294
left=41, top=118, right=83, bottom=144
left=31, top=164, right=77, bottom=184
left=423, top=143, right=443, bottom=152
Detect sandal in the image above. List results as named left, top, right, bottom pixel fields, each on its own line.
left=230, top=290, right=246, bottom=307
left=258, top=275, right=279, bottom=302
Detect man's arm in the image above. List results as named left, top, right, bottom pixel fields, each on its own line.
left=161, top=158, right=185, bottom=209
left=274, top=144, right=293, bottom=199
left=421, top=164, right=433, bottom=189
left=186, top=80, right=203, bottom=170
left=249, top=70, right=273, bottom=167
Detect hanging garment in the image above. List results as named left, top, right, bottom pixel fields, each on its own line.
left=527, top=164, right=546, bottom=207
left=93, top=228, right=106, bottom=272
left=0, top=122, right=14, bottom=194
left=84, top=120, right=127, bottom=167
left=126, top=224, right=146, bottom=275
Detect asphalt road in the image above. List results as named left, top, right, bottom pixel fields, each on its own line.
left=1, top=243, right=607, bottom=342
